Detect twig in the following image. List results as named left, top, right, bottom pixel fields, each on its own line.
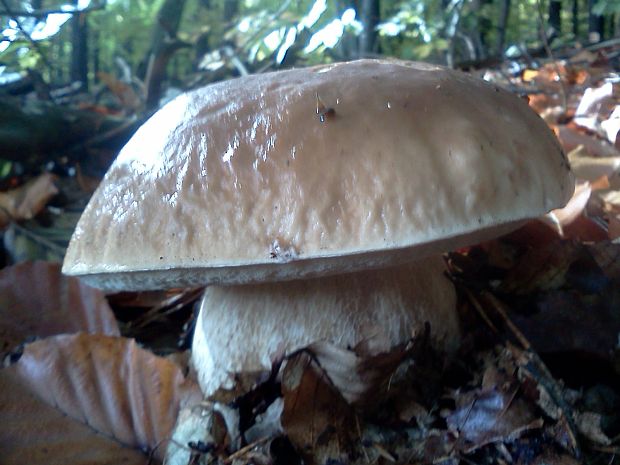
left=223, top=436, right=270, bottom=464
left=463, top=288, right=500, bottom=334
left=128, top=287, right=204, bottom=329
left=481, top=292, right=529, bottom=349
left=481, top=291, right=582, bottom=459
left=356, top=415, right=371, bottom=464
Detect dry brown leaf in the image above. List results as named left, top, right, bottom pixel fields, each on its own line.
left=560, top=214, right=609, bottom=242
left=588, top=241, right=620, bottom=282
left=573, top=82, right=615, bottom=136
left=544, top=182, right=592, bottom=233
left=568, top=145, right=620, bottom=182
left=608, top=214, right=620, bottom=240
left=499, top=242, right=581, bottom=294
left=556, top=125, right=620, bottom=158
left=0, top=261, right=119, bottom=358
left=0, top=368, right=147, bottom=465
left=281, top=351, right=355, bottom=464
left=166, top=402, right=240, bottom=465
left=446, top=364, right=540, bottom=453
left=447, top=391, right=540, bottom=453
left=575, top=411, right=612, bottom=445
left=600, top=189, right=620, bottom=208
left=0, top=173, right=58, bottom=227
left=0, top=333, right=202, bottom=464
left=97, top=72, right=142, bottom=112
left=307, top=340, right=411, bottom=405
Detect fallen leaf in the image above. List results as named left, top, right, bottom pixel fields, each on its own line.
left=526, top=450, right=582, bottom=465
left=499, top=241, right=582, bottom=294
left=0, top=333, right=202, bottom=463
left=587, top=241, right=620, bottom=282
left=568, top=145, right=620, bottom=182
left=243, top=398, right=283, bottom=444
left=509, top=290, right=619, bottom=359
left=281, top=351, right=355, bottom=464
left=556, top=125, right=620, bottom=158
left=97, top=72, right=142, bottom=112
left=166, top=402, right=240, bottom=465
left=0, top=261, right=119, bottom=358
left=608, top=213, right=620, bottom=240
left=446, top=364, right=540, bottom=453
left=574, top=411, right=612, bottom=445
left=543, top=182, right=591, bottom=234
left=308, top=339, right=413, bottom=405
left=0, top=368, right=147, bottom=465
left=601, top=105, right=620, bottom=145
left=573, top=82, right=614, bottom=135
left=0, top=173, right=58, bottom=228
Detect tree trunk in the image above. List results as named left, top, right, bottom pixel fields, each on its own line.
left=92, top=26, right=99, bottom=84
left=549, top=0, right=562, bottom=35
left=70, top=9, right=88, bottom=89
left=572, top=0, right=579, bottom=38
left=144, top=0, right=188, bottom=110
left=335, top=0, right=358, bottom=59
left=223, top=0, right=239, bottom=22
left=496, top=0, right=510, bottom=56
left=358, top=0, right=380, bottom=56
left=588, top=0, right=604, bottom=41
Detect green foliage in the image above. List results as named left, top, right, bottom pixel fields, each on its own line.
left=594, top=0, right=620, bottom=16
left=0, top=0, right=616, bottom=90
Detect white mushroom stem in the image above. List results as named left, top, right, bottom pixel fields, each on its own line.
left=191, top=255, right=459, bottom=400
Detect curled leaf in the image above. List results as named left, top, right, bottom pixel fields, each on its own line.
left=0, top=261, right=119, bottom=358
left=0, top=367, right=147, bottom=465
left=281, top=351, right=355, bottom=464
left=0, top=173, right=58, bottom=227
left=568, top=145, right=620, bottom=182
left=0, top=333, right=202, bottom=463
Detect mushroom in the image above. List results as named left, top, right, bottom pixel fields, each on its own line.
left=63, top=59, right=574, bottom=402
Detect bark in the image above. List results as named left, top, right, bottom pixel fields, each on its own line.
left=144, top=0, right=188, bottom=110
left=358, top=0, right=380, bottom=56
left=70, top=8, right=89, bottom=90
left=588, top=0, right=605, bottom=41
left=335, top=0, right=358, bottom=59
left=572, top=0, right=579, bottom=37
left=496, top=0, right=511, bottom=56
left=549, top=0, right=562, bottom=35
left=223, top=0, right=239, bottom=22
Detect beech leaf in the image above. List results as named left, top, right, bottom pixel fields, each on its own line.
left=0, top=368, right=147, bottom=465
left=0, top=261, right=119, bottom=357
left=281, top=351, right=355, bottom=464
left=0, top=333, right=202, bottom=464
left=0, top=173, right=58, bottom=227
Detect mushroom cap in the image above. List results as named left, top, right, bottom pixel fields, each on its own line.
left=63, top=59, right=573, bottom=290
left=191, top=256, right=459, bottom=401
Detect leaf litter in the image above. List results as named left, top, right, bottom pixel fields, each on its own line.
left=3, top=51, right=620, bottom=464
left=0, top=333, right=202, bottom=465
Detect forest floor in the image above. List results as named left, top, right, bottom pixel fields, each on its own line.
left=1, top=46, right=620, bottom=465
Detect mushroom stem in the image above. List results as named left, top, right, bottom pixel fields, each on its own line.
left=191, top=255, right=459, bottom=401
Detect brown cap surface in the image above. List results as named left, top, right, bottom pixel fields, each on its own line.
left=63, top=59, right=574, bottom=290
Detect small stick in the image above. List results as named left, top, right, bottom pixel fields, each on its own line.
left=223, top=436, right=270, bottom=464
left=482, top=291, right=581, bottom=459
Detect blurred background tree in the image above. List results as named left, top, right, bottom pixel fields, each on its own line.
left=1, top=0, right=618, bottom=97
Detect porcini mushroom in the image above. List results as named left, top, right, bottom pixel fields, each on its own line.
left=63, top=59, right=574, bottom=401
